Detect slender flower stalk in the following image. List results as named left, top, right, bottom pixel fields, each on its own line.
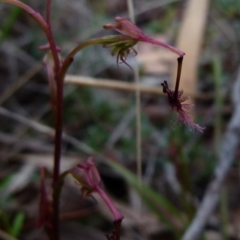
left=0, top=1, right=63, bottom=239
left=61, top=35, right=137, bottom=76
left=174, top=57, right=184, bottom=96
left=95, top=185, right=124, bottom=222
left=45, top=0, right=61, bottom=74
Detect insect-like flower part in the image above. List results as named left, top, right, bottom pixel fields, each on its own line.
left=102, top=37, right=138, bottom=70
left=71, top=156, right=101, bottom=199
left=77, top=157, right=101, bottom=189
left=161, top=81, right=205, bottom=133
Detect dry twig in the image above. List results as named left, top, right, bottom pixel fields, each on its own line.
left=65, top=74, right=212, bottom=100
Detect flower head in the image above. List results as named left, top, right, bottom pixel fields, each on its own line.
left=71, top=156, right=101, bottom=198
left=161, top=81, right=205, bottom=133
left=71, top=157, right=124, bottom=239
left=77, top=157, right=101, bottom=188
left=103, top=17, right=185, bottom=59
left=102, top=16, right=184, bottom=71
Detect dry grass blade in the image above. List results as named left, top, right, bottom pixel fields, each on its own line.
left=0, top=132, right=53, bottom=153
left=127, top=1, right=142, bottom=211
left=173, top=0, right=210, bottom=108
left=22, top=154, right=80, bottom=172
left=105, top=108, right=135, bottom=149
left=0, top=63, right=42, bottom=105
left=0, top=229, right=19, bottom=240
left=65, top=74, right=164, bottom=95
left=65, top=74, right=212, bottom=100
left=3, top=164, right=36, bottom=197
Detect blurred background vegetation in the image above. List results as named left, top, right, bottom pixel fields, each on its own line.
left=0, top=0, right=240, bottom=239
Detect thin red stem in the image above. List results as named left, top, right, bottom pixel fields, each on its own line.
left=95, top=185, right=124, bottom=222
left=95, top=185, right=123, bottom=240
left=45, top=2, right=61, bottom=74
left=45, top=1, right=62, bottom=239
left=174, top=56, right=183, bottom=98
left=139, top=35, right=185, bottom=57
left=3, top=1, right=62, bottom=239
left=52, top=73, right=64, bottom=240
left=60, top=36, right=122, bottom=78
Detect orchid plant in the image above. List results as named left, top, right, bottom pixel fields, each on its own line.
left=0, top=0, right=204, bottom=239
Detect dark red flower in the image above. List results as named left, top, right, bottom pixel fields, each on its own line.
left=103, top=17, right=185, bottom=57
left=71, top=157, right=124, bottom=222
left=103, top=17, right=185, bottom=69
